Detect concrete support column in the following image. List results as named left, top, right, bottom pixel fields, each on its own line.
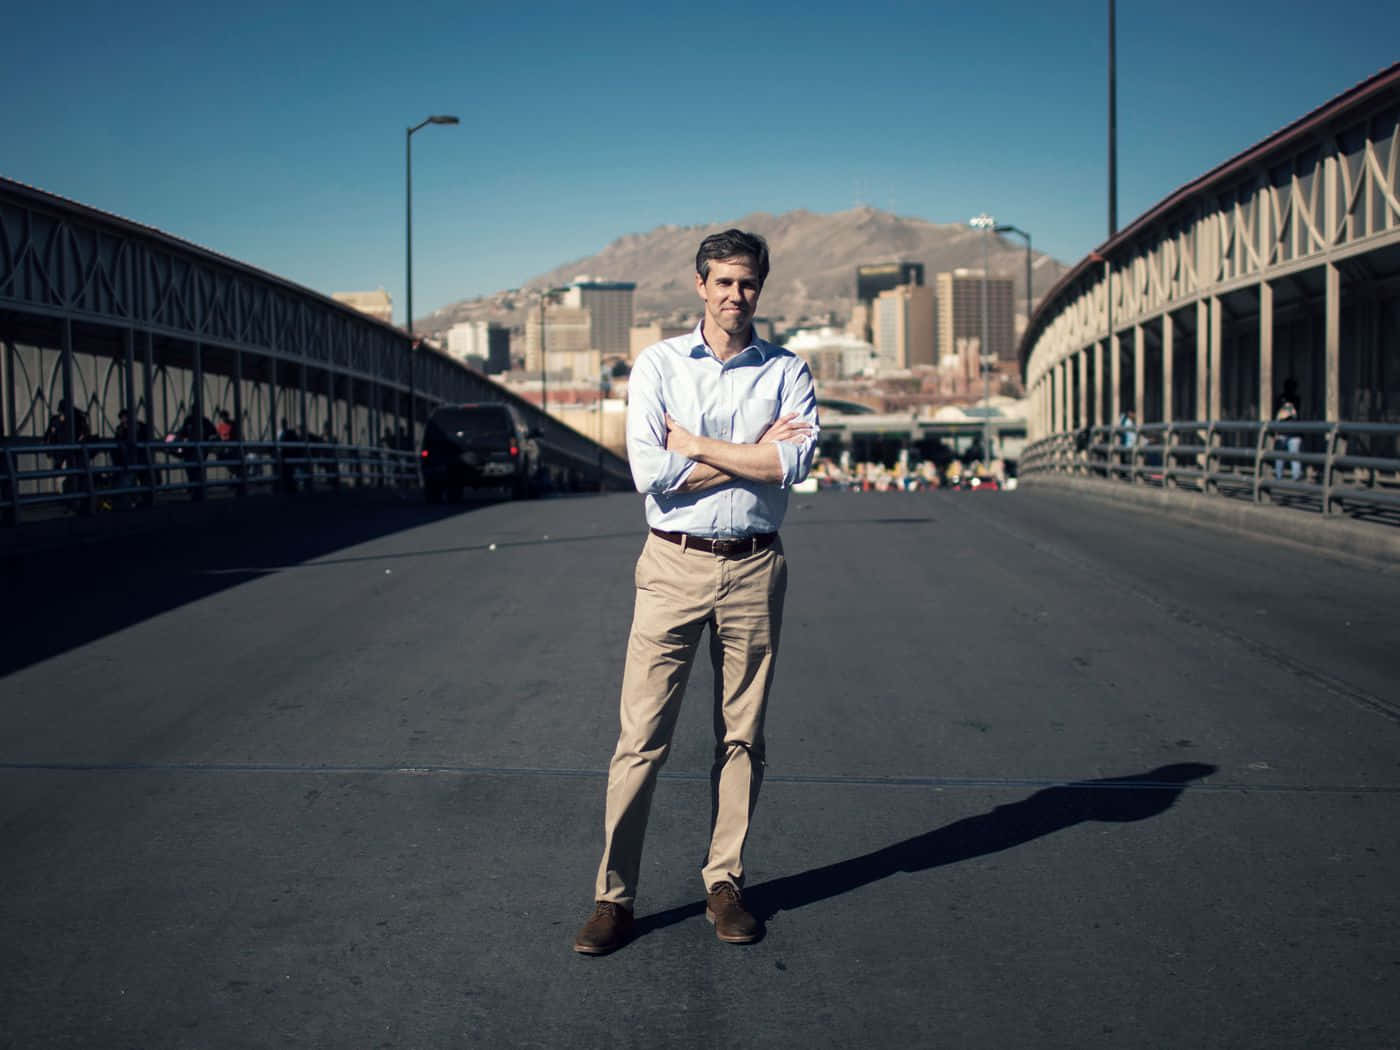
left=1052, top=358, right=1064, bottom=431
left=1209, top=296, right=1223, bottom=421
left=142, top=331, right=155, bottom=436
left=123, top=329, right=136, bottom=423
left=1093, top=341, right=1104, bottom=427
left=192, top=340, right=204, bottom=425
left=1110, top=332, right=1122, bottom=424
left=1133, top=323, right=1145, bottom=423
left=1325, top=262, right=1340, bottom=421
left=299, top=361, right=309, bottom=436
left=1196, top=300, right=1210, bottom=421
left=3, top=339, right=15, bottom=438
left=61, top=318, right=75, bottom=444
left=192, top=340, right=206, bottom=497
left=275, top=366, right=284, bottom=441
left=1062, top=359, right=1073, bottom=431
left=233, top=348, right=244, bottom=436
left=1074, top=350, right=1086, bottom=430
left=1162, top=314, right=1174, bottom=423
left=1259, top=280, right=1274, bottom=420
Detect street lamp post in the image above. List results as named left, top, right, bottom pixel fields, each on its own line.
left=970, top=213, right=996, bottom=466
left=536, top=286, right=567, bottom=418
left=994, top=224, right=1033, bottom=339
left=597, top=366, right=608, bottom=493
left=405, top=114, right=458, bottom=444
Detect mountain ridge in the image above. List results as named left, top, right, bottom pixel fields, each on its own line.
left=421, top=206, right=1071, bottom=336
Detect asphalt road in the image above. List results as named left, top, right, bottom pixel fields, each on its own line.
left=2, top=487, right=1397, bottom=1049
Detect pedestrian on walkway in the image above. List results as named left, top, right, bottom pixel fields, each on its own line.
left=1273, top=378, right=1303, bottom=482
left=574, top=230, right=819, bottom=955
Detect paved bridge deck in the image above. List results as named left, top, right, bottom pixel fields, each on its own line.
left=2, top=488, right=1397, bottom=1048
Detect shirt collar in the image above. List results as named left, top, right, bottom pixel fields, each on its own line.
left=687, top=321, right=769, bottom=363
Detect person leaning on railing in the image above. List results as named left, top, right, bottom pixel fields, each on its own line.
left=1273, top=379, right=1303, bottom=482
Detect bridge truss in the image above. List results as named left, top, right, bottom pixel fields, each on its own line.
left=0, top=177, right=629, bottom=519
left=1020, top=63, right=1400, bottom=518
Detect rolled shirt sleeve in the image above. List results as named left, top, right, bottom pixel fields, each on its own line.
left=626, top=350, right=695, bottom=495
left=774, top=359, right=820, bottom=488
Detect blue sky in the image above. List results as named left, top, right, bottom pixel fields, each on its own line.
left=4, top=1, right=1396, bottom=323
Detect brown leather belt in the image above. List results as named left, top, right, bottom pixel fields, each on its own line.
left=650, top=528, right=777, bottom=557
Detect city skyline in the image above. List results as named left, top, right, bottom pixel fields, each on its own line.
left=4, top=1, right=1397, bottom=325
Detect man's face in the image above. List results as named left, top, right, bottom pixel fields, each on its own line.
left=696, top=256, right=762, bottom=339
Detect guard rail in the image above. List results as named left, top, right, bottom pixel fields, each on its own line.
left=0, top=438, right=418, bottom=525
left=1020, top=420, right=1400, bottom=519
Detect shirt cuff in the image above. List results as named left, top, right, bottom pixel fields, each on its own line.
left=776, top=441, right=800, bottom=488
left=636, top=448, right=695, bottom=495
left=662, top=455, right=697, bottom=494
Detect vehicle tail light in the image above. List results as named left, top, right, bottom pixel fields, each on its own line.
left=420, top=449, right=429, bottom=458
left=510, top=443, right=518, bottom=456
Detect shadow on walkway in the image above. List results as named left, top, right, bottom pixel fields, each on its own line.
left=632, top=762, right=1217, bottom=940
left=0, top=492, right=503, bottom=677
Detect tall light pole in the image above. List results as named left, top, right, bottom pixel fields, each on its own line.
left=970, top=213, right=996, bottom=466
left=994, top=224, right=1033, bottom=338
left=536, top=286, right=567, bottom=418
left=1108, top=0, right=1118, bottom=237
left=405, top=114, right=458, bottom=442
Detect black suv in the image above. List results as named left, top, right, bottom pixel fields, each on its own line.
left=420, top=403, right=539, bottom=502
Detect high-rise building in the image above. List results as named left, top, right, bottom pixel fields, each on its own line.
left=856, top=262, right=925, bottom=302
left=484, top=327, right=511, bottom=375
left=935, top=269, right=1014, bottom=369
left=852, top=263, right=924, bottom=342
left=630, top=322, right=693, bottom=358
left=562, top=277, right=635, bottom=358
left=872, top=285, right=936, bottom=371
left=447, top=320, right=510, bottom=373
left=333, top=289, right=393, bottom=325
left=524, top=305, right=591, bottom=373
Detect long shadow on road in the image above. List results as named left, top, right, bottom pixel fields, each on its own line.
left=0, top=493, right=506, bottom=678
left=632, top=762, right=1217, bottom=941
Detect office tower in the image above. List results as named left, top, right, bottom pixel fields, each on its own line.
left=630, top=322, right=693, bottom=358
left=562, top=277, right=636, bottom=358
left=853, top=262, right=924, bottom=341
left=856, top=262, right=925, bottom=302
left=872, top=284, right=936, bottom=370
left=935, top=269, right=1014, bottom=369
left=525, top=306, right=591, bottom=373
left=447, top=320, right=511, bottom=374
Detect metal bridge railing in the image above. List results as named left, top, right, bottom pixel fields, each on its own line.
left=0, top=439, right=419, bottom=525
left=1021, top=420, right=1400, bottom=519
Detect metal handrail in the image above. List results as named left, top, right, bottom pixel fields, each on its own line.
left=1022, top=419, right=1400, bottom=520
left=0, top=438, right=420, bottom=525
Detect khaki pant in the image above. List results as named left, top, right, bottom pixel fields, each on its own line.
left=595, top=532, right=787, bottom=907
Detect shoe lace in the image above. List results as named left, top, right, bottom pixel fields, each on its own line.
left=711, top=883, right=741, bottom=907
left=594, top=901, right=621, bottom=920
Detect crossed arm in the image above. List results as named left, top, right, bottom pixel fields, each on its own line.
left=665, top=412, right=813, bottom=492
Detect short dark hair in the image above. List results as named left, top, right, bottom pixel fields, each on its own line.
left=696, top=229, right=769, bottom=286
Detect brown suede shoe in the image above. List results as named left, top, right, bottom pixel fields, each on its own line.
left=573, top=901, right=634, bottom=955
left=706, top=883, right=761, bottom=944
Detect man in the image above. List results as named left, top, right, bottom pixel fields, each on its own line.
left=574, top=229, right=819, bottom=955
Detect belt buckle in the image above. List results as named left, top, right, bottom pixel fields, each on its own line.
left=711, top=537, right=740, bottom=556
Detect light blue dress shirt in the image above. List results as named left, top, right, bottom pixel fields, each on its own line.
left=627, top=324, right=820, bottom=538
